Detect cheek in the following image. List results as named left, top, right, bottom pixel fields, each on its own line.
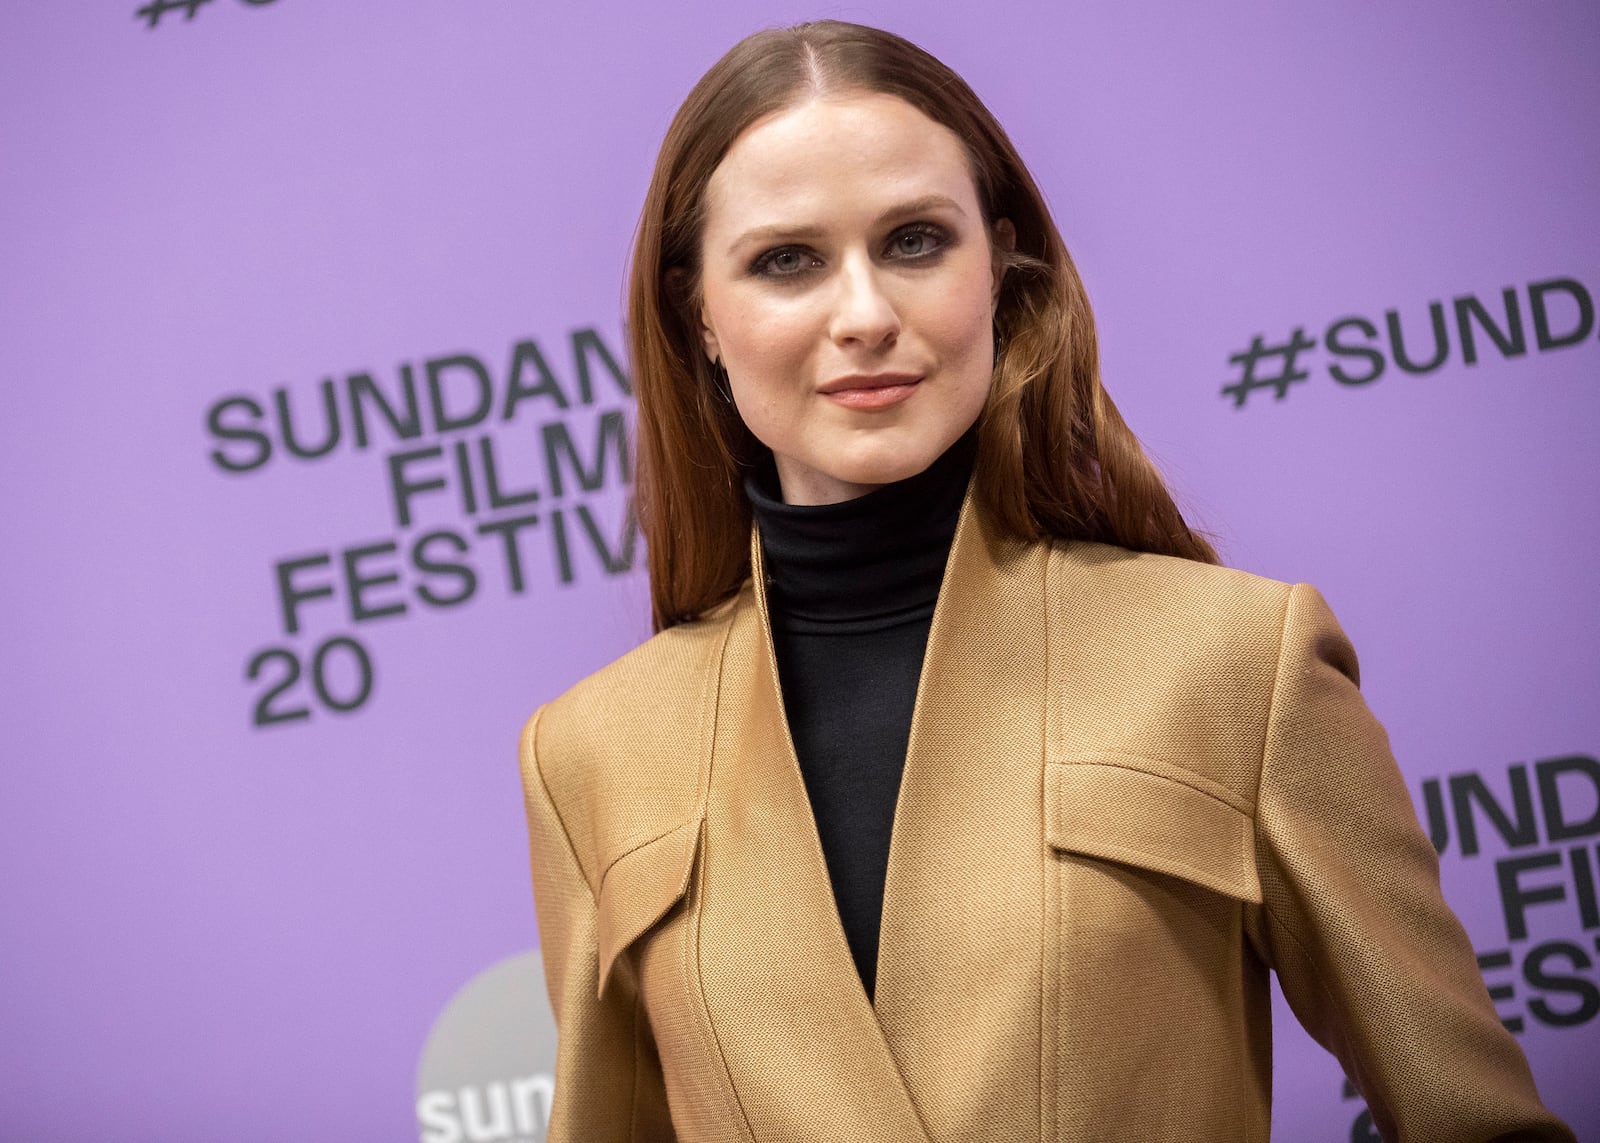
left=709, top=292, right=821, bottom=381
left=702, top=299, right=811, bottom=432
left=925, top=277, right=998, bottom=370
left=918, top=250, right=997, bottom=336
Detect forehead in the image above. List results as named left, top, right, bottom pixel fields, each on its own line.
left=702, top=93, right=982, bottom=237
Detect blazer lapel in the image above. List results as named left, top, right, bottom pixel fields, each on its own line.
left=690, top=547, right=932, bottom=1140
left=872, top=489, right=1051, bottom=1141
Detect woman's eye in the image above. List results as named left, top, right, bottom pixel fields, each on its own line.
left=888, top=224, right=947, bottom=259
left=752, top=247, right=817, bottom=277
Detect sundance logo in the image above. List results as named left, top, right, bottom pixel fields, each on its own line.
left=416, top=950, right=558, bottom=1143
left=418, top=1077, right=553, bottom=1143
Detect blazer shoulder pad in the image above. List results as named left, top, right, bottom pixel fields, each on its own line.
left=1050, top=539, right=1293, bottom=652
left=1044, top=541, right=1312, bottom=803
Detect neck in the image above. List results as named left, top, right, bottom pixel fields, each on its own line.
left=744, top=427, right=978, bottom=631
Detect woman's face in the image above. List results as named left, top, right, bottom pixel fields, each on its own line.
left=696, top=92, right=1011, bottom=505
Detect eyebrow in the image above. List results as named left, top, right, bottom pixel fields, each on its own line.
left=724, top=193, right=969, bottom=257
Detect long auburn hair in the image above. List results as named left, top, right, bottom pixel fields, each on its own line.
left=629, top=20, right=1217, bottom=631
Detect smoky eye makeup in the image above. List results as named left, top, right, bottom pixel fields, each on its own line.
left=748, top=246, right=821, bottom=278
left=746, top=220, right=956, bottom=280
left=885, top=221, right=953, bottom=259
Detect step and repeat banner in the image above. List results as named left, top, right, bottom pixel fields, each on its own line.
left=2, top=3, right=1595, bottom=1140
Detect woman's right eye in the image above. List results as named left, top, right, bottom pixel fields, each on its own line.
left=750, top=247, right=818, bottom=278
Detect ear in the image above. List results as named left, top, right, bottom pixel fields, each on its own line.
left=659, top=264, right=716, bottom=363
left=699, top=311, right=721, bottom=365
left=664, top=266, right=722, bottom=364
left=990, top=218, right=1017, bottom=303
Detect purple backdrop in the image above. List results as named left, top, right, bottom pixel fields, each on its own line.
left=2, top=2, right=1595, bottom=1140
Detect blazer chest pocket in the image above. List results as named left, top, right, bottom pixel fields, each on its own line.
left=1042, top=759, right=1265, bottom=1136
left=1043, top=757, right=1263, bottom=983
left=595, top=816, right=702, bottom=1000
left=1044, top=757, right=1262, bottom=905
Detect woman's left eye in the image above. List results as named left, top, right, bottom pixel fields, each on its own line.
left=750, top=246, right=819, bottom=278
left=887, top=224, right=948, bottom=259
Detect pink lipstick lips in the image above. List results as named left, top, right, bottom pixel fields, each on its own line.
left=817, top=373, right=923, bottom=410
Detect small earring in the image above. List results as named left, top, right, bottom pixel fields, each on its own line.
left=709, top=358, right=734, bottom=405
left=993, top=324, right=1007, bottom=359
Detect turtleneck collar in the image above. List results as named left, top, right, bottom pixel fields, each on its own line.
left=744, top=426, right=978, bottom=634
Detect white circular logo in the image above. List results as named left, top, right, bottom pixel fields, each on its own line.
left=415, top=950, right=558, bottom=1143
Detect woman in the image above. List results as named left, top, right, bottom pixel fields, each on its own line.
left=519, top=20, right=1572, bottom=1142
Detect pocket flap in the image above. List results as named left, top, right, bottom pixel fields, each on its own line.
left=595, top=817, right=702, bottom=998
left=1046, top=760, right=1261, bottom=904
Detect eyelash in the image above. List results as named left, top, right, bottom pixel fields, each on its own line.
left=748, top=222, right=952, bottom=279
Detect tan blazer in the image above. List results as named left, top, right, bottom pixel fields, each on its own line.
left=519, top=492, right=1571, bottom=1142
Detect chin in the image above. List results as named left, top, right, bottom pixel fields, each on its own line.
left=829, top=437, right=942, bottom=487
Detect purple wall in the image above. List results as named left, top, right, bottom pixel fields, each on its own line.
left=1, top=2, right=1594, bottom=1139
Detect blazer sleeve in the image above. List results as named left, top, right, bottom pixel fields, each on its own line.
left=520, top=706, right=677, bottom=1143
left=1251, top=584, right=1573, bottom=1143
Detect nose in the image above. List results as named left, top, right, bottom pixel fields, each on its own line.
left=827, top=254, right=900, bottom=349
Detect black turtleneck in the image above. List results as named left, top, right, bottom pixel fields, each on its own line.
left=743, top=428, right=976, bottom=1003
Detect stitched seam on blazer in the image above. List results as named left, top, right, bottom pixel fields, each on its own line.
left=629, top=985, right=644, bottom=1142
left=688, top=829, right=758, bottom=1142
left=1241, top=583, right=1295, bottom=974
left=1254, top=580, right=1305, bottom=955
left=599, top=821, right=697, bottom=889
left=526, top=704, right=599, bottom=906
left=1253, top=583, right=1370, bottom=1114
left=1252, top=580, right=1296, bottom=824
left=1039, top=539, right=1056, bottom=1143
left=684, top=622, right=758, bottom=1143
left=1227, top=901, right=1257, bottom=1143
left=596, top=610, right=733, bottom=886
left=1260, top=892, right=1356, bottom=1078
left=1054, top=753, right=1253, bottom=817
